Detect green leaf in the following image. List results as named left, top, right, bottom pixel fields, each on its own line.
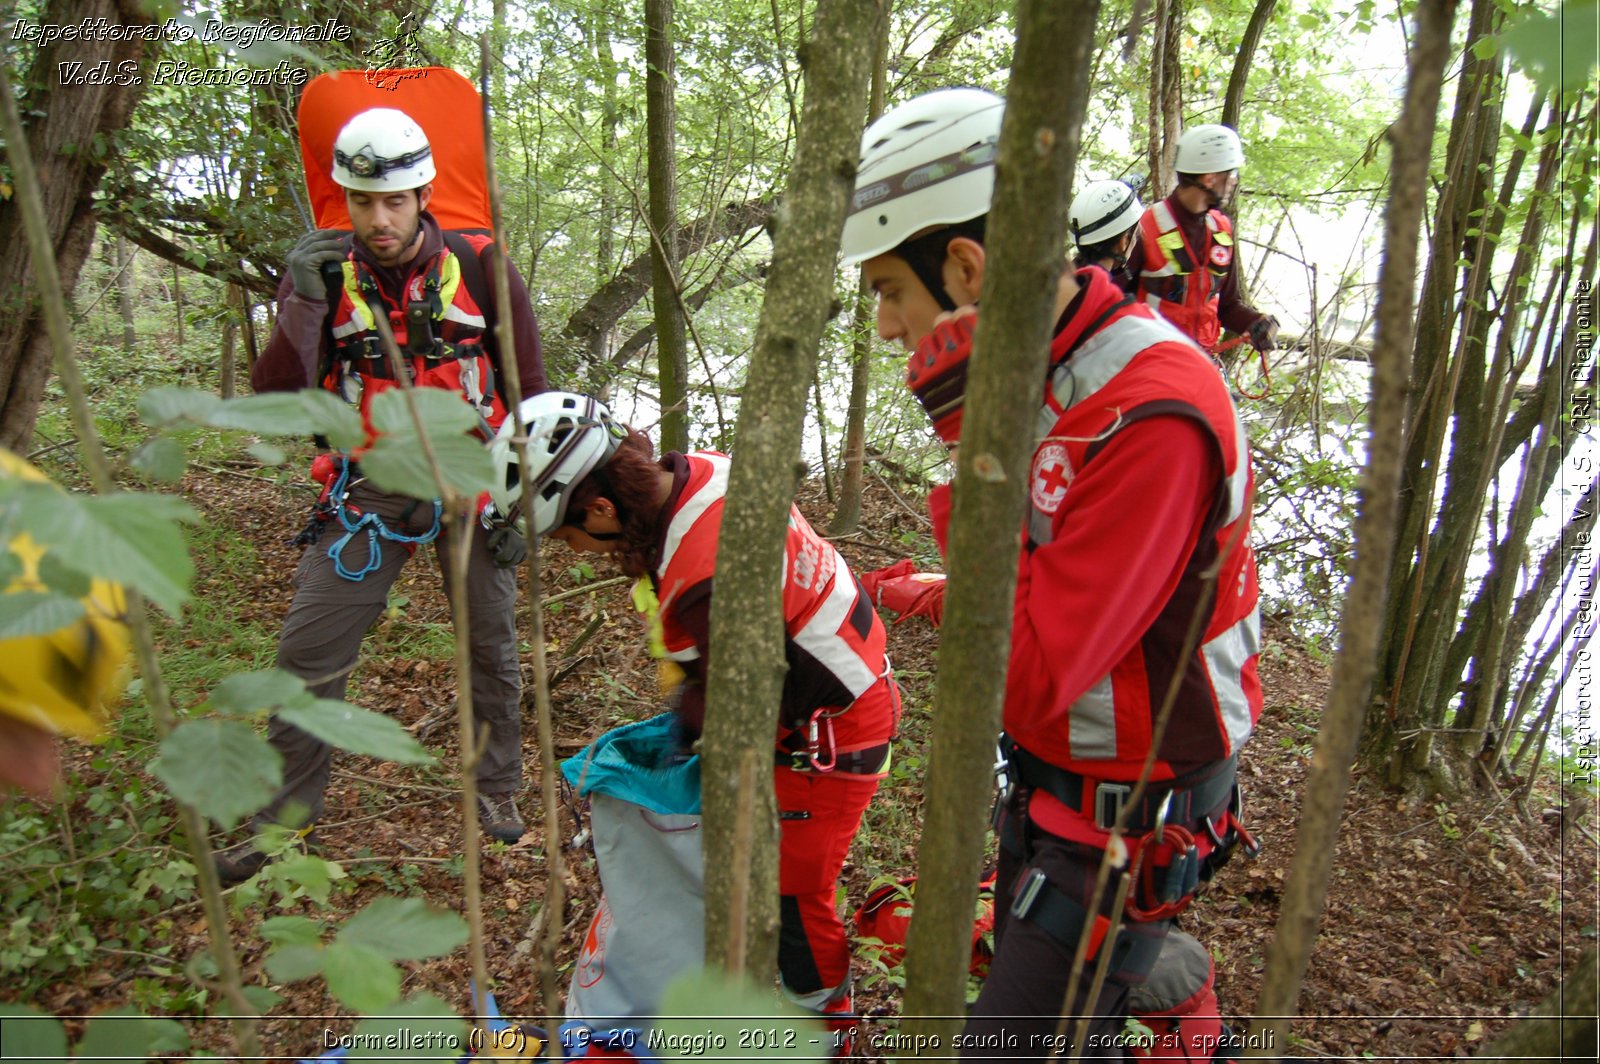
left=150, top=720, right=283, bottom=830
left=130, top=435, right=189, bottom=484
left=276, top=698, right=434, bottom=764
left=207, top=392, right=365, bottom=451
left=264, top=941, right=325, bottom=983
left=247, top=441, right=287, bottom=466
left=36, top=551, right=91, bottom=598
left=260, top=915, right=323, bottom=948
left=368, top=387, right=479, bottom=437
left=207, top=669, right=309, bottom=715
left=656, top=968, right=822, bottom=1059
left=348, top=993, right=467, bottom=1064
left=0, top=591, right=84, bottom=639
left=73, top=1007, right=192, bottom=1061
left=240, top=985, right=284, bottom=1012
left=137, top=386, right=220, bottom=427
left=1502, top=0, right=1600, bottom=93
left=12, top=485, right=197, bottom=615
left=270, top=853, right=342, bottom=905
left=337, top=897, right=468, bottom=962
left=0, top=1004, right=67, bottom=1061
left=361, top=430, right=495, bottom=500
left=322, top=941, right=401, bottom=1013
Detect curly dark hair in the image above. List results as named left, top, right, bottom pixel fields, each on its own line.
left=563, top=428, right=663, bottom=578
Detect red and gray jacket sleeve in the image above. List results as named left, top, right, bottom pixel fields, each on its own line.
left=251, top=272, right=327, bottom=394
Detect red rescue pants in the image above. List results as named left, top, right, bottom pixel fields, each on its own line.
left=775, top=766, right=881, bottom=1005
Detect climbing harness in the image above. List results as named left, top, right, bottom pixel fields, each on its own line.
left=293, top=454, right=441, bottom=581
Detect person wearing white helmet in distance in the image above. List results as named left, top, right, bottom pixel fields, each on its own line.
left=1069, top=178, right=1144, bottom=286
left=1131, top=123, right=1278, bottom=358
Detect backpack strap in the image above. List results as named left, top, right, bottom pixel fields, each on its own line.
left=441, top=229, right=509, bottom=407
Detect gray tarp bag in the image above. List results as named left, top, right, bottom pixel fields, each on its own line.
left=561, top=715, right=704, bottom=1025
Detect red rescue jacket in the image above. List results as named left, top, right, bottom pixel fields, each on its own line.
left=1012, top=270, right=1262, bottom=783
left=653, top=452, right=899, bottom=763
left=1134, top=199, right=1235, bottom=353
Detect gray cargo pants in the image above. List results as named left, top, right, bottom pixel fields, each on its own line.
left=255, top=480, right=522, bottom=828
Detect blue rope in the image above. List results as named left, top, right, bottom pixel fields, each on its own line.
left=323, top=460, right=442, bottom=581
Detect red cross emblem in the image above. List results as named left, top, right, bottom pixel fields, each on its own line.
left=1031, top=443, right=1073, bottom=514
left=1209, top=244, right=1232, bottom=268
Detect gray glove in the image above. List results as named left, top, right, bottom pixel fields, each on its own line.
left=487, top=524, right=528, bottom=569
left=1248, top=315, right=1280, bottom=353
left=287, top=229, right=350, bottom=298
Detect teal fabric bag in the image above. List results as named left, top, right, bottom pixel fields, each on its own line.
left=561, top=713, right=700, bottom=815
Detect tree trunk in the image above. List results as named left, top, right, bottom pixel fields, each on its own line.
left=646, top=0, right=690, bottom=453
left=1146, top=0, right=1182, bottom=196
left=117, top=234, right=137, bottom=355
left=1381, top=85, right=1552, bottom=791
left=1247, top=0, right=1457, bottom=1048
left=829, top=5, right=892, bottom=536
left=0, top=0, right=155, bottom=449
left=220, top=284, right=238, bottom=401
left=699, top=0, right=888, bottom=982
left=1369, top=0, right=1503, bottom=780
left=1222, top=0, right=1278, bottom=130
left=898, top=0, right=1098, bottom=1045
left=173, top=263, right=184, bottom=347
left=1473, top=949, right=1598, bottom=1063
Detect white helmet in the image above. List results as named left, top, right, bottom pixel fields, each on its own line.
left=1173, top=124, right=1244, bottom=175
left=1069, top=180, right=1143, bottom=246
left=488, top=392, right=626, bottom=536
left=840, top=88, right=1005, bottom=266
left=332, top=108, right=436, bottom=192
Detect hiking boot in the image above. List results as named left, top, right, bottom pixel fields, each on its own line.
left=214, top=838, right=274, bottom=885
left=477, top=792, right=525, bottom=843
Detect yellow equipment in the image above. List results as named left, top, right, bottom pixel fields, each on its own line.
left=0, top=448, right=129, bottom=739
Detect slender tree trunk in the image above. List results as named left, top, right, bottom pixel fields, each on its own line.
left=898, top=0, right=1099, bottom=1046
left=0, top=0, right=154, bottom=448
left=1246, top=3, right=1457, bottom=1049
left=220, top=285, right=238, bottom=400
left=173, top=263, right=184, bottom=347
left=700, top=0, right=888, bottom=981
left=645, top=0, right=690, bottom=453
left=1221, top=0, right=1278, bottom=130
left=117, top=234, right=136, bottom=355
left=829, top=5, right=892, bottom=536
left=1146, top=0, right=1182, bottom=195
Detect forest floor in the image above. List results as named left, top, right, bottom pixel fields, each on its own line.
left=6, top=462, right=1597, bottom=1062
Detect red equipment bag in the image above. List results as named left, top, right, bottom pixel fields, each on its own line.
left=857, top=561, right=947, bottom=628
left=852, top=871, right=996, bottom=977
left=1128, top=929, right=1235, bottom=1062
left=297, top=66, right=493, bottom=232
